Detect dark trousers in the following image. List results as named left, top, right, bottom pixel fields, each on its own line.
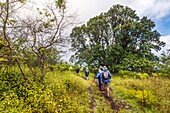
left=98, top=81, right=102, bottom=91
left=85, top=72, right=89, bottom=77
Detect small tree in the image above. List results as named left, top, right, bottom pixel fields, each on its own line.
left=0, top=0, right=27, bottom=79
left=11, top=0, right=76, bottom=79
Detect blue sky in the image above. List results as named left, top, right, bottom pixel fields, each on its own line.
left=155, top=16, right=170, bottom=36
left=67, top=0, right=170, bottom=56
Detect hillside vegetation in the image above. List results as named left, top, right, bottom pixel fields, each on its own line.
left=0, top=66, right=90, bottom=112
left=0, top=66, right=170, bottom=113
left=111, top=74, right=170, bottom=113
left=0, top=1, right=170, bottom=112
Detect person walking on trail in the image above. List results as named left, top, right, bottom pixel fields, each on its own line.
left=85, top=67, right=89, bottom=80
left=75, top=68, right=80, bottom=75
left=101, top=66, right=112, bottom=97
left=96, top=67, right=103, bottom=91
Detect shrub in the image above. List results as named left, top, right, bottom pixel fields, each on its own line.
left=136, top=73, right=149, bottom=79
left=118, top=70, right=135, bottom=78
left=134, top=90, right=157, bottom=107
left=68, top=66, right=74, bottom=71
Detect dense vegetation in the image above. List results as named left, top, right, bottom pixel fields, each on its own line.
left=0, top=66, right=170, bottom=113
left=0, top=66, right=91, bottom=112
left=0, top=0, right=170, bottom=113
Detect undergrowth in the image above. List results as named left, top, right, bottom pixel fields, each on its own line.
left=0, top=67, right=91, bottom=112
left=110, top=76, right=170, bottom=113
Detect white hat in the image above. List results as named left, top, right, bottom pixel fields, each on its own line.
left=103, top=66, right=107, bottom=70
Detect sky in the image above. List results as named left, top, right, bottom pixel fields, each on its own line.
left=22, top=0, right=170, bottom=61
left=66, top=0, right=170, bottom=57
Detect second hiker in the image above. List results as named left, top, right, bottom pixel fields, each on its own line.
left=85, top=67, right=89, bottom=80
left=101, top=66, right=112, bottom=97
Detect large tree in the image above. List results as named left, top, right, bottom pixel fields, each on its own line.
left=70, top=4, right=165, bottom=72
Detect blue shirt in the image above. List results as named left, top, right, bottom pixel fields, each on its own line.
left=96, top=72, right=102, bottom=82
left=101, top=69, right=112, bottom=83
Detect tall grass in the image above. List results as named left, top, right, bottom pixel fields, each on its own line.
left=110, top=76, right=170, bottom=113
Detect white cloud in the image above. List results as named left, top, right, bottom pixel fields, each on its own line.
left=67, top=0, right=170, bottom=22
left=160, top=35, right=170, bottom=50
left=152, top=35, right=170, bottom=56
left=119, top=0, right=170, bottom=19
left=154, top=35, right=170, bottom=56
left=133, top=0, right=170, bottom=19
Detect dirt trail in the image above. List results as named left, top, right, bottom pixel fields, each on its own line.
left=88, top=87, right=95, bottom=113
left=93, top=80, right=132, bottom=112
left=80, top=75, right=132, bottom=112
left=80, top=76, right=96, bottom=113
left=101, top=92, right=131, bottom=112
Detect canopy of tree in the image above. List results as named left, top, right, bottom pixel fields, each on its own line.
left=70, top=4, right=165, bottom=72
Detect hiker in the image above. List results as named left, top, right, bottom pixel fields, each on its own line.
left=95, top=67, right=103, bottom=91
left=101, top=66, right=112, bottom=97
left=154, top=65, right=159, bottom=72
left=85, top=67, right=89, bottom=80
left=75, top=68, right=80, bottom=75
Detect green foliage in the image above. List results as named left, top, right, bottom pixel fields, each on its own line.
left=55, top=62, right=70, bottom=71
left=0, top=91, right=23, bottom=112
left=0, top=40, right=6, bottom=49
left=56, top=0, right=66, bottom=9
left=158, top=50, right=170, bottom=78
left=0, top=66, right=24, bottom=97
left=151, top=72, right=162, bottom=77
left=134, top=90, right=157, bottom=107
left=120, top=54, right=156, bottom=73
left=0, top=58, right=8, bottom=62
left=68, top=66, right=74, bottom=71
left=118, top=70, right=149, bottom=79
left=136, top=73, right=149, bottom=79
left=118, top=70, right=135, bottom=78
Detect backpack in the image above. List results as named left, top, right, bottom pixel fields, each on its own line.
left=103, top=71, right=109, bottom=79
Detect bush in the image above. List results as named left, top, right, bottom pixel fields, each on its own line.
left=136, top=73, right=149, bottom=79
left=134, top=90, right=157, bottom=107
left=118, top=70, right=149, bottom=79
left=118, top=70, right=135, bottom=78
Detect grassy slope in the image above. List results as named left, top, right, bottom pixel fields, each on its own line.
left=0, top=68, right=170, bottom=113
left=110, top=76, right=170, bottom=113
